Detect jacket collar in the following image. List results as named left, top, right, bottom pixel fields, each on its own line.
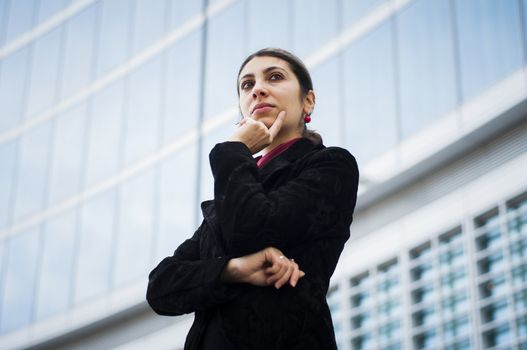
left=257, top=137, right=324, bottom=180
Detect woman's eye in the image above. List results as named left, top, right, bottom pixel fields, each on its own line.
left=269, top=73, right=283, bottom=81
left=241, top=81, right=253, bottom=90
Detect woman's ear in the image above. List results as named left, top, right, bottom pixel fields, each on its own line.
left=303, top=90, right=316, bottom=114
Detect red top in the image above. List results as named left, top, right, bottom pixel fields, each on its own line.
left=256, top=137, right=302, bottom=169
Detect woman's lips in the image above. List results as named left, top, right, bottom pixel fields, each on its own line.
left=252, top=106, right=273, bottom=115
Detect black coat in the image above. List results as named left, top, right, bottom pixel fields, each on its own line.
left=146, top=137, right=359, bottom=349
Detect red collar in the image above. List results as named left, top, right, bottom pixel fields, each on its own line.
left=256, top=137, right=303, bottom=168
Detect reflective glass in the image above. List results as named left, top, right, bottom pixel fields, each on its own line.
left=512, top=264, right=527, bottom=288
left=352, top=291, right=371, bottom=307
left=310, top=56, right=342, bottom=146
left=169, top=0, right=201, bottom=29
left=60, top=4, right=96, bottom=99
left=443, top=316, right=469, bottom=340
left=515, top=290, right=527, bottom=310
left=413, top=307, right=435, bottom=327
left=350, top=273, right=370, bottom=288
left=442, top=292, right=468, bottom=317
left=343, top=21, right=397, bottom=164
left=0, top=141, right=16, bottom=228
left=132, top=0, right=167, bottom=54
left=96, top=0, right=132, bottom=77
left=518, top=315, right=527, bottom=337
left=414, top=330, right=437, bottom=349
left=163, top=29, right=201, bottom=145
left=3, top=0, right=37, bottom=45
left=379, top=320, right=400, bottom=342
left=439, top=246, right=464, bottom=267
left=510, top=237, right=527, bottom=262
left=397, top=0, right=457, bottom=138
left=156, top=145, right=197, bottom=261
left=483, top=324, right=511, bottom=347
left=455, top=0, right=523, bottom=101
left=342, top=0, right=386, bottom=27
left=114, top=169, right=155, bottom=286
left=124, top=57, right=162, bottom=165
left=352, top=333, right=373, bottom=350
left=352, top=312, right=372, bottom=329
left=74, top=190, right=116, bottom=304
left=13, top=122, right=52, bottom=221
left=480, top=275, right=507, bottom=299
left=0, top=47, right=30, bottom=133
left=292, top=0, right=338, bottom=58
left=0, top=227, right=39, bottom=333
left=441, top=269, right=466, bottom=290
left=247, top=0, right=290, bottom=51
left=85, top=80, right=124, bottom=187
left=25, top=26, right=62, bottom=118
left=203, top=1, right=245, bottom=121
left=412, top=285, right=434, bottom=304
left=481, top=300, right=508, bottom=323
left=37, top=0, right=70, bottom=24
left=479, top=252, right=504, bottom=274
left=35, top=210, right=76, bottom=321
left=411, top=262, right=433, bottom=282
left=477, top=228, right=501, bottom=251
left=445, top=339, right=471, bottom=350
left=48, top=103, right=87, bottom=205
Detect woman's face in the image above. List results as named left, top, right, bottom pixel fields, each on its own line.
left=238, top=56, right=314, bottom=134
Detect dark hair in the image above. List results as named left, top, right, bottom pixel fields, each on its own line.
left=237, top=48, right=323, bottom=145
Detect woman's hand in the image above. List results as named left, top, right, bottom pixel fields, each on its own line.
left=221, top=246, right=305, bottom=289
left=228, top=111, right=286, bottom=154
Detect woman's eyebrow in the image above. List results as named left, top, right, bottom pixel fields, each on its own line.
left=239, top=66, right=288, bottom=82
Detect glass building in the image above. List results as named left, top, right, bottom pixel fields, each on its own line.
left=0, top=0, right=525, bottom=349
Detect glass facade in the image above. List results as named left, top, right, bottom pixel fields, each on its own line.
left=0, top=0, right=525, bottom=348
left=335, top=192, right=527, bottom=349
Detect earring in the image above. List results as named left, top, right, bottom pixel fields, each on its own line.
left=304, top=113, right=311, bottom=123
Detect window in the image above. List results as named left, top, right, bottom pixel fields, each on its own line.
left=414, top=330, right=437, bottom=349
left=413, top=307, right=435, bottom=327
left=412, top=285, right=434, bottom=304
left=480, top=275, right=507, bottom=299
left=481, top=300, right=508, bottom=323
left=443, top=316, right=470, bottom=340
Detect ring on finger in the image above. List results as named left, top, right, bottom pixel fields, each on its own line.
left=279, top=255, right=286, bottom=259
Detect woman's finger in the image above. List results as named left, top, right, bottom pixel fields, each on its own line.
left=275, top=263, right=294, bottom=289
left=268, top=111, right=286, bottom=140
left=289, top=261, right=300, bottom=287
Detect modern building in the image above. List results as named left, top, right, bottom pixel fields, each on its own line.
left=0, top=0, right=525, bottom=349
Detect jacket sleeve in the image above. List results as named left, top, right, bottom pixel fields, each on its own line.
left=146, top=222, right=241, bottom=316
left=209, top=141, right=359, bottom=256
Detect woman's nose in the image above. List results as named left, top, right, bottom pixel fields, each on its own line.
left=252, top=82, right=268, bottom=98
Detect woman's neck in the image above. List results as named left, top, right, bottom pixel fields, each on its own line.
left=261, top=131, right=302, bottom=156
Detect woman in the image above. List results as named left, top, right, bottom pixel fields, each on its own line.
left=146, top=48, right=359, bottom=349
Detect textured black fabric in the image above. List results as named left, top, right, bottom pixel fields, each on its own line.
left=146, top=137, right=359, bottom=350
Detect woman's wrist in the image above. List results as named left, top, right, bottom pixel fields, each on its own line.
left=220, top=258, right=242, bottom=283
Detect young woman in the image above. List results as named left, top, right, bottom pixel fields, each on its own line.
left=146, top=48, right=359, bottom=350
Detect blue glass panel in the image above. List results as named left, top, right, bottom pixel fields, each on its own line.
left=26, top=26, right=62, bottom=118
left=96, top=0, right=131, bottom=77
left=48, top=103, right=87, bottom=205
left=124, top=57, right=162, bottom=165
left=397, top=0, right=457, bottom=138
left=0, top=227, right=39, bottom=333
left=0, top=141, right=16, bottom=229
left=310, top=55, right=342, bottom=146
left=85, top=80, right=124, bottom=187
left=169, top=0, right=201, bottom=29
left=342, top=0, right=386, bottom=27
left=132, top=0, right=167, bottom=54
left=292, top=0, right=339, bottom=58
left=4, top=0, right=37, bottom=45
left=247, top=0, right=290, bottom=52
left=342, top=21, right=397, bottom=163
left=74, top=190, right=115, bottom=304
left=456, top=0, right=523, bottom=101
left=37, top=0, right=70, bottom=24
left=35, top=210, right=76, bottom=321
left=0, top=1, right=8, bottom=46
left=163, top=29, right=201, bottom=144
left=0, top=47, right=30, bottom=133
left=60, top=4, right=96, bottom=99
left=157, top=145, right=197, bottom=261
left=204, top=1, right=245, bottom=120
left=114, top=169, right=154, bottom=286
left=13, top=122, right=52, bottom=221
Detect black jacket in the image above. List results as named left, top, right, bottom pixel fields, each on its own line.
left=146, top=137, right=359, bottom=349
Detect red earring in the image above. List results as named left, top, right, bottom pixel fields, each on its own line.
left=304, top=114, right=311, bottom=123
